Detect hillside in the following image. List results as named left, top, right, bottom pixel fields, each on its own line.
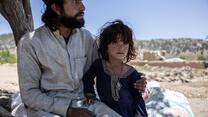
left=0, top=33, right=15, bottom=51
left=135, top=38, right=208, bottom=58
left=0, top=33, right=208, bottom=58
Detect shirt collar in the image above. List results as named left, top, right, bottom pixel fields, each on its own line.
left=52, top=29, right=77, bottom=40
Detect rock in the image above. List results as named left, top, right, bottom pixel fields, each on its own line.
left=0, top=106, right=12, bottom=117
left=0, top=95, right=10, bottom=108
left=0, top=89, right=14, bottom=113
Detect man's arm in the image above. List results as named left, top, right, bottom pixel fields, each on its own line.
left=130, top=72, right=148, bottom=117
left=17, top=34, right=70, bottom=116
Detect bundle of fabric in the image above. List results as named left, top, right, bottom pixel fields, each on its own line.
left=11, top=92, right=27, bottom=117
left=143, top=81, right=194, bottom=117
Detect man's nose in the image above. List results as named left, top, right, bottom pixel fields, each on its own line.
left=79, top=1, right=85, bottom=11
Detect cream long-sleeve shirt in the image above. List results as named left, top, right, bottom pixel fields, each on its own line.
left=17, top=26, right=98, bottom=116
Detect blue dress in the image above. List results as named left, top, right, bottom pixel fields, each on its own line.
left=83, top=59, right=147, bottom=117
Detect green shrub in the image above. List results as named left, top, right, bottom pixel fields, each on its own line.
left=197, top=54, right=208, bottom=61
left=0, top=50, right=16, bottom=64
left=179, top=55, right=186, bottom=60
left=178, top=52, right=196, bottom=60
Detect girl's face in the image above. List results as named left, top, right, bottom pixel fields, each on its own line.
left=107, top=39, right=129, bottom=62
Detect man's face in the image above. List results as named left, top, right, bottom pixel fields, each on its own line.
left=60, top=0, right=85, bottom=28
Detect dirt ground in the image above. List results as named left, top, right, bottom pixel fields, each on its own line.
left=0, top=64, right=18, bottom=92
left=0, top=64, right=208, bottom=116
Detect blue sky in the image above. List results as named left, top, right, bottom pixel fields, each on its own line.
left=0, top=0, right=208, bottom=39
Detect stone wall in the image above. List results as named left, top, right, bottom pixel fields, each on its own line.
left=131, top=60, right=206, bottom=69
left=137, top=50, right=166, bottom=61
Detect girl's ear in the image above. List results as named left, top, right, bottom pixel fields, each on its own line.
left=51, top=3, right=61, bottom=15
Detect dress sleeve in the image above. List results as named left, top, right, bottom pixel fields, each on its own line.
left=129, top=70, right=148, bottom=116
left=82, top=59, right=99, bottom=98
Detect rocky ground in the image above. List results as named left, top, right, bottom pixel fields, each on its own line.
left=0, top=64, right=208, bottom=116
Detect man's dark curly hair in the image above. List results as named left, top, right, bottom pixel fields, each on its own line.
left=98, top=20, right=136, bottom=63
left=42, top=0, right=64, bottom=31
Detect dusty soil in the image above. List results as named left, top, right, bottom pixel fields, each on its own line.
left=0, top=64, right=208, bottom=116
left=0, top=64, right=18, bottom=92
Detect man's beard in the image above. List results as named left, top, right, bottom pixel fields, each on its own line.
left=60, top=13, right=85, bottom=29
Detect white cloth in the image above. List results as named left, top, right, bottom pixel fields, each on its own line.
left=144, top=81, right=194, bottom=117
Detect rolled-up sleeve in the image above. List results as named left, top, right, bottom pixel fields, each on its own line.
left=17, top=34, right=70, bottom=116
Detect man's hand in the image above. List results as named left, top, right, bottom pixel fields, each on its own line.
left=67, top=107, right=95, bottom=117
left=134, top=75, right=147, bottom=93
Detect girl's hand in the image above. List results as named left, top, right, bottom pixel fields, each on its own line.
left=83, top=98, right=96, bottom=105
left=84, top=93, right=96, bottom=105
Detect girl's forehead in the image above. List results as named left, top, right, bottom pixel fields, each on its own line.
left=111, top=39, right=128, bottom=44
left=115, top=35, right=124, bottom=40
left=115, top=35, right=129, bottom=42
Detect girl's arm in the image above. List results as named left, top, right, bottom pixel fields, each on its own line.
left=82, top=59, right=99, bottom=99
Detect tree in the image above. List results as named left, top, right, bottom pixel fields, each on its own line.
left=0, top=0, right=34, bottom=45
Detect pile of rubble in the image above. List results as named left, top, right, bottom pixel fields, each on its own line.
left=135, top=65, right=208, bottom=83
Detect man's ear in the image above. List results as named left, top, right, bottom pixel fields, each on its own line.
left=51, top=3, right=61, bottom=15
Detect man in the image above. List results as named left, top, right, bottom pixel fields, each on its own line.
left=17, top=0, right=147, bottom=116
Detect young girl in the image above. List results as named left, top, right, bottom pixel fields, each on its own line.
left=82, top=20, right=147, bottom=117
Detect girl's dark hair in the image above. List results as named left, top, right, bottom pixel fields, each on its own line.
left=98, top=20, right=136, bottom=63
left=41, top=0, right=64, bottom=31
